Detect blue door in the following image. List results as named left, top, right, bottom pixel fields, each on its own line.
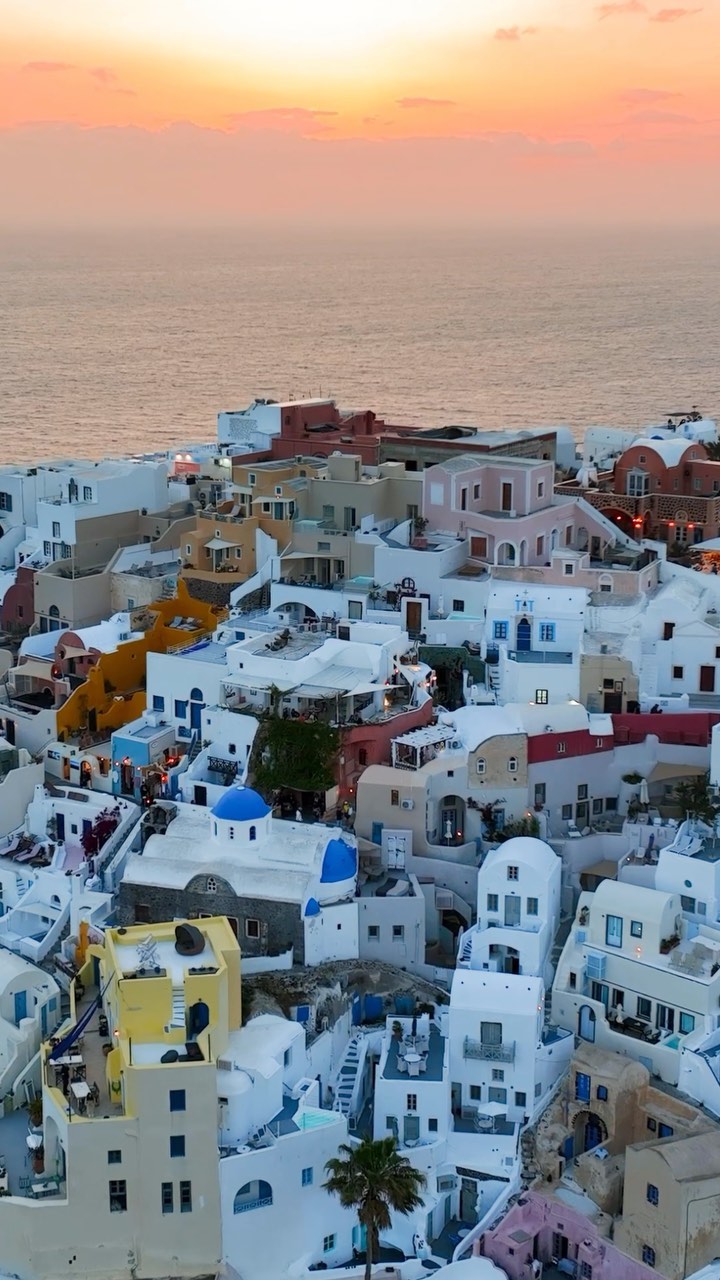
left=56, top=812, right=65, bottom=841
left=41, top=1003, right=48, bottom=1036
left=516, top=617, right=532, bottom=651
left=372, top=821, right=384, bottom=844
left=14, top=990, right=28, bottom=1024
left=575, top=1071, right=591, bottom=1103
left=190, top=688, right=204, bottom=731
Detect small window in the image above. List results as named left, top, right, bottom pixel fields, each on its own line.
left=637, top=997, right=652, bottom=1021
left=564, top=563, right=574, bottom=576
left=470, top=1084, right=482, bottom=1100
left=180, top=1181, right=192, bottom=1213
left=580, top=1264, right=593, bottom=1280
left=507, top=756, right=518, bottom=773
left=642, top=1246, right=656, bottom=1267
left=245, top=918, right=260, bottom=939
left=592, top=798, right=603, bottom=815
left=663, top=622, right=675, bottom=640
left=170, top=1135, right=185, bottom=1158
left=367, top=925, right=380, bottom=940
left=537, top=481, right=545, bottom=499
left=186, top=544, right=192, bottom=555
left=673, top=665, right=684, bottom=679
left=536, top=535, right=544, bottom=556
left=108, top=1150, right=121, bottom=1164
left=527, top=897, right=538, bottom=916
left=491, top=1068, right=504, bottom=1082
left=52, top=521, right=61, bottom=537
left=646, top=1119, right=656, bottom=1137
left=557, top=742, right=566, bottom=755
left=428, top=1117, right=438, bottom=1132
left=606, top=914, right=623, bottom=948
left=323, top=1235, right=336, bottom=1254
left=358, top=748, right=368, bottom=766
left=562, top=804, right=573, bottom=820
left=162, top=1182, right=174, bottom=1214
left=393, top=925, right=404, bottom=940
left=152, top=695, right=165, bottom=711
left=659, top=1122, right=673, bottom=1138
left=476, top=758, right=486, bottom=775
left=596, top=1085, right=608, bottom=1101
left=515, top=1091, right=527, bottom=1108
left=206, top=876, right=217, bottom=893
left=646, top=1183, right=659, bottom=1205
left=577, top=783, right=588, bottom=800
left=494, top=621, right=508, bottom=640
left=302, top=1167, right=313, bottom=1186
left=507, top=865, right=519, bottom=881
left=83, top=485, right=93, bottom=501
left=453, top=599, right=465, bottom=613
left=248, top=473, right=256, bottom=486
left=569, top=972, right=577, bottom=990
left=109, top=1180, right=127, bottom=1212
left=234, top=547, right=242, bottom=559
left=679, top=1012, right=695, bottom=1034
left=487, top=893, right=498, bottom=912
left=539, top=623, right=555, bottom=642
left=169, top=1089, right=186, bottom=1112
left=535, top=689, right=548, bottom=704
left=391, top=789, right=399, bottom=806
left=406, top=1093, right=417, bottom=1111
left=174, top=699, right=188, bottom=719
left=630, top=920, right=643, bottom=938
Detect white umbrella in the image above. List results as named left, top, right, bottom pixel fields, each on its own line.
left=476, top=1100, right=507, bottom=1117
left=640, top=777, right=650, bottom=806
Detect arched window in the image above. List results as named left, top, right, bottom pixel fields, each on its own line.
left=49, top=605, right=60, bottom=618
left=249, top=825, right=257, bottom=841
left=476, top=758, right=486, bottom=775
left=233, top=1180, right=273, bottom=1214
left=508, top=757, right=518, bottom=773
left=206, top=876, right=217, bottom=893
left=190, top=687, right=203, bottom=702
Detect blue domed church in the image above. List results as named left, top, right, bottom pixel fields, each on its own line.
left=118, top=782, right=360, bottom=966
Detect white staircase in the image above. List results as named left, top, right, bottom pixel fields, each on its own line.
left=170, top=988, right=186, bottom=1029
left=332, top=1034, right=367, bottom=1122
left=639, top=638, right=658, bottom=699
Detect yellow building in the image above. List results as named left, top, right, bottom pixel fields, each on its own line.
left=0, top=916, right=240, bottom=1280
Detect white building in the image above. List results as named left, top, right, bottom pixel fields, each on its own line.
left=448, top=970, right=573, bottom=1136
left=457, top=837, right=561, bottom=985
left=0, top=950, right=61, bottom=1100
left=118, top=785, right=359, bottom=967
left=35, top=459, right=168, bottom=563
left=484, top=583, right=586, bottom=705
left=552, top=875, right=720, bottom=1084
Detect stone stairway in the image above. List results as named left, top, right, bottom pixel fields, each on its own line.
left=169, top=988, right=186, bottom=1029
left=188, top=736, right=202, bottom=763
left=333, top=1034, right=363, bottom=1118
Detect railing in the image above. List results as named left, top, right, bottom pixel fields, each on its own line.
left=463, top=1036, right=515, bottom=1062
left=507, top=649, right=573, bottom=665
left=233, top=1195, right=273, bottom=1213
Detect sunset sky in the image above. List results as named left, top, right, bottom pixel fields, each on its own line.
left=2, top=0, right=719, bottom=225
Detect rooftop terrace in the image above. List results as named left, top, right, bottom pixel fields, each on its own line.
left=382, top=1028, right=446, bottom=1082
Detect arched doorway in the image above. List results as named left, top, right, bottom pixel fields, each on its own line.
left=190, top=687, right=204, bottom=732
left=516, top=616, right=532, bottom=651
left=496, top=542, right=516, bottom=567
left=573, top=1110, right=607, bottom=1155
left=438, top=795, right=465, bottom=844
left=489, top=943, right=520, bottom=975
left=578, top=1005, right=596, bottom=1042
left=49, top=605, right=61, bottom=631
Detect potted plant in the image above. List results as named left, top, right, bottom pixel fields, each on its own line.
left=392, top=1021, right=403, bottom=1040
left=28, top=1096, right=43, bottom=1131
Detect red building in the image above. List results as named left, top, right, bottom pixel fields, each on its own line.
left=233, top=399, right=416, bottom=468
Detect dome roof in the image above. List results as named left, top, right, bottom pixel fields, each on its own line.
left=304, top=897, right=320, bottom=917
left=320, top=837, right=357, bottom=885
left=211, top=785, right=270, bottom=823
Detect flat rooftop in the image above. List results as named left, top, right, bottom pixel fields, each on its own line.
left=114, top=935, right=217, bottom=983
left=382, top=1029, right=446, bottom=1082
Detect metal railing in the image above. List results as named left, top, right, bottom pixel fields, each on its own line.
left=463, top=1036, right=515, bottom=1062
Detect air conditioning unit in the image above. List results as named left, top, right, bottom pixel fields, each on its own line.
left=450, top=739, right=463, bottom=751
left=401, top=798, right=414, bottom=811
left=338, top=625, right=351, bottom=641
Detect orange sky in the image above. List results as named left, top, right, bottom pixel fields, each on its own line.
left=2, top=0, right=719, bottom=224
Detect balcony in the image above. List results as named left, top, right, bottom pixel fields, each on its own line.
left=463, top=1036, right=515, bottom=1063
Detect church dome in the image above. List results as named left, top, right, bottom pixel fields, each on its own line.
left=211, top=785, right=270, bottom=823
left=320, top=837, right=357, bottom=885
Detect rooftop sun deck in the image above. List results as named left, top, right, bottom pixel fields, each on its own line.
left=382, top=1028, right=445, bottom=1082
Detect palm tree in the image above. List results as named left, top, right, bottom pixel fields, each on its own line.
left=324, top=1136, right=426, bottom=1280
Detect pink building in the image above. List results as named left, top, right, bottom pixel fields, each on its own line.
left=423, top=455, right=624, bottom=568
left=481, top=1191, right=656, bottom=1280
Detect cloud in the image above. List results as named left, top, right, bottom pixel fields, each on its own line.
left=650, top=6, right=702, bottom=19
left=482, top=130, right=594, bottom=157
left=620, top=87, right=681, bottom=103
left=89, top=67, right=117, bottom=86
left=23, top=61, right=76, bottom=73
left=597, top=0, right=646, bottom=16
left=396, top=97, right=456, bottom=109
left=110, top=88, right=137, bottom=98
left=627, top=108, right=695, bottom=122
left=494, top=25, right=537, bottom=40
left=226, top=106, right=337, bottom=134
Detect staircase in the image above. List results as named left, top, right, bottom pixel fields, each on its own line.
left=639, top=638, right=658, bottom=699
left=333, top=1034, right=366, bottom=1120
left=457, top=928, right=474, bottom=968
left=486, top=664, right=500, bottom=698
left=169, top=988, right=186, bottom=1030
left=188, top=735, right=202, bottom=764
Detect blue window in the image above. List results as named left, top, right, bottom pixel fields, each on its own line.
left=169, top=1089, right=186, bottom=1112
left=646, top=1183, right=659, bottom=1205
left=180, top=1180, right=192, bottom=1213
left=152, top=695, right=165, bottom=711
left=174, top=699, right=188, bottom=719
left=539, top=623, right=555, bottom=642
left=493, top=621, right=508, bottom=640
left=679, top=1012, right=695, bottom=1034
left=575, top=1072, right=591, bottom=1102
left=161, top=1182, right=173, bottom=1215
left=301, top=1167, right=313, bottom=1186
left=658, top=1123, right=673, bottom=1138
left=170, top=1135, right=185, bottom=1158
left=596, top=1085, right=608, bottom=1101
left=108, top=1150, right=121, bottom=1164
left=642, top=1246, right=656, bottom=1267
left=606, top=914, right=623, bottom=948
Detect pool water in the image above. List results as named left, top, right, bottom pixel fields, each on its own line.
left=665, top=1034, right=681, bottom=1049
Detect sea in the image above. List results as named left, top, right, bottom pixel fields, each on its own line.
left=1, top=226, right=719, bottom=465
